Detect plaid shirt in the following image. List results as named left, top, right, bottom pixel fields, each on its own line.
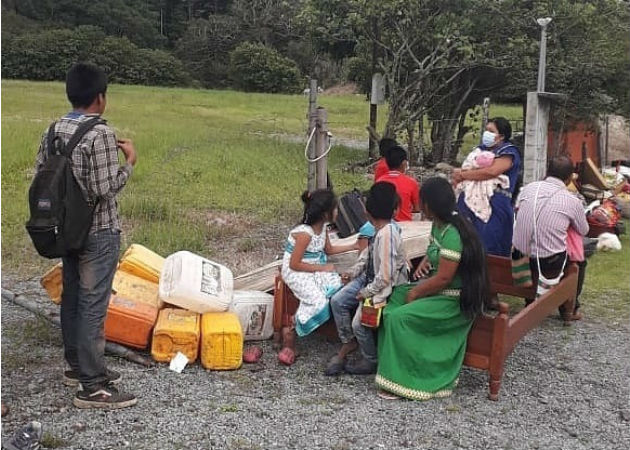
left=35, top=112, right=133, bottom=233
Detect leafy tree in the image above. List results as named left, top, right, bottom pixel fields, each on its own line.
left=175, top=16, right=244, bottom=88
left=303, top=0, right=630, bottom=164
left=2, top=26, right=190, bottom=86
left=7, top=0, right=166, bottom=48
left=229, top=42, right=302, bottom=93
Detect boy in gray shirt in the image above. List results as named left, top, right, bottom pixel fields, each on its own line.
left=325, top=182, right=408, bottom=376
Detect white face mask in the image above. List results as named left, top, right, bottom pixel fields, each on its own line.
left=482, top=130, right=497, bottom=147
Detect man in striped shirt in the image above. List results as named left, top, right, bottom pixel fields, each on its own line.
left=35, top=63, right=137, bottom=409
left=512, top=156, right=589, bottom=318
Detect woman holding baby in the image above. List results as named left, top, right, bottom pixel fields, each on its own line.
left=452, top=117, right=521, bottom=256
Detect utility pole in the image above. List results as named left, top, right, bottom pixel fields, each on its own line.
left=307, top=78, right=318, bottom=192
left=480, top=97, right=490, bottom=145
left=368, top=17, right=379, bottom=159
left=536, top=17, right=552, bottom=92
left=315, top=108, right=329, bottom=190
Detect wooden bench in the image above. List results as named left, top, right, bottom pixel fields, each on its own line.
left=272, top=255, right=579, bottom=401
left=467, top=255, right=578, bottom=400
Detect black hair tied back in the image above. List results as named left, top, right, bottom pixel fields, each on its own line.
left=420, top=177, right=490, bottom=318
left=301, top=189, right=337, bottom=226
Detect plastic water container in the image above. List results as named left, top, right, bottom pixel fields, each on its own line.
left=104, top=295, right=158, bottom=349
left=41, top=263, right=63, bottom=305
left=159, top=251, right=234, bottom=314
left=151, top=308, right=200, bottom=363
left=200, top=312, right=243, bottom=370
left=119, top=244, right=165, bottom=284
left=112, top=270, right=164, bottom=310
left=229, top=290, right=274, bottom=341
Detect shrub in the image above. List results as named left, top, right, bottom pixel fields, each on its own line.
left=93, top=37, right=191, bottom=86
left=229, top=42, right=302, bottom=94
left=1, top=26, right=104, bottom=81
left=1, top=27, right=190, bottom=87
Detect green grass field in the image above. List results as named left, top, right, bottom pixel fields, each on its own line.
left=2, top=80, right=382, bottom=272
left=3, top=80, right=628, bottom=322
left=1, top=80, right=521, bottom=273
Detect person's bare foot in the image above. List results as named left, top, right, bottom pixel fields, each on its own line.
left=338, top=340, right=358, bottom=359
left=281, top=326, right=296, bottom=352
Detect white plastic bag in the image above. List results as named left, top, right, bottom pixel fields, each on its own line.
left=596, top=232, right=622, bottom=251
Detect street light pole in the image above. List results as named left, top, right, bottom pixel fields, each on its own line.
left=536, top=17, right=552, bottom=92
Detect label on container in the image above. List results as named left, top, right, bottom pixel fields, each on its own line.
left=200, top=261, right=222, bottom=296
left=243, top=305, right=267, bottom=337
left=167, top=312, right=197, bottom=323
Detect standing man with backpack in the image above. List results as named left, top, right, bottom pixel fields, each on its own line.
left=32, top=63, right=137, bottom=409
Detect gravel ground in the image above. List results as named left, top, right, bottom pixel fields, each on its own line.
left=2, top=275, right=629, bottom=450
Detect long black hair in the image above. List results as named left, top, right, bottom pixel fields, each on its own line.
left=420, top=177, right=490, bottom=318
left=301, top=189, right=337, bottom=225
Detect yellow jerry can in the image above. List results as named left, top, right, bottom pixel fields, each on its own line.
left=41, top=263, right=63, bottom=305
left=112, top=270, right=163, bottom=309
left=118, top=244, right=165, bottom=284
left=151, top=308, right=200, bottom=363
left=200, top=312, right=243, bottom=370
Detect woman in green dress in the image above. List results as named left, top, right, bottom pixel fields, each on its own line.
left=376, top=177, right=490, bottom=400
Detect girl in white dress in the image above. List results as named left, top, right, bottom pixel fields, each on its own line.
left=279, top=190, right=357, bottom=365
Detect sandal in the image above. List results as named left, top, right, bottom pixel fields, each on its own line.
left=243, top=346, right=263, bottom=364
left=324, top=355, right=345, bottom=376
left=377, top=390, right=401, bottom=400
left=278, top=347, right=296, bottom=366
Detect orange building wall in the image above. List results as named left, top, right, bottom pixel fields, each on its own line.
left=547, top=122, right=600, bottom=166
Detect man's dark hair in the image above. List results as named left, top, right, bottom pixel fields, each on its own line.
left=365, top=182, right=398, bottom=220
left=547, top=155, right=574, bottom=182
left=66, top=63, right=108, bottom=109
left=379, top=138, right=398, bottom=158
left=488, top=117, right=512, bottom=141
left=385, top=145, right=408, bottom=170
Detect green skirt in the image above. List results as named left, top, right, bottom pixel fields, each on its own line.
left=376, top=284, right=472, bottom=400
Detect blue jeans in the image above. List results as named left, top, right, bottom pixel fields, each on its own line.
left=61, top=229, right=120, bottom=391
left=330, top=273, right=378, bottom=364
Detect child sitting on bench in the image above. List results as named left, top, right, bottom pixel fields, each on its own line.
left=325, top=182, right=409, bottom=376
left=278, top=189, right=357, bottom=366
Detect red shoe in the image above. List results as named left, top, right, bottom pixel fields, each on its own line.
left=243, top=346, right=263, bottom=364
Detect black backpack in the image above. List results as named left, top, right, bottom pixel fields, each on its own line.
left=335, top=189, right=367, bottom=238
left=26, top=117, right=104, bottom=258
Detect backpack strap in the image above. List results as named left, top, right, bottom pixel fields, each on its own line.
left=61, top=117, right=105, bottom=158
left=46, top=121, right=59, bottom=156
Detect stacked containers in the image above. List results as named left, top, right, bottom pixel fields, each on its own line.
left=104, top=295, right=158, bottom=349
left=119, top=244, right=165, bottom=284
left=112, top=270, right=163, bottom=309
left=41, top=263, right=63, bottom=305
left=151, top=308, right=200, bottom=363
left=229, top=290, right=274, bottom=341
left=200, top=312, right=243, bottom=370
left=159, top=251, right=233, bottom=314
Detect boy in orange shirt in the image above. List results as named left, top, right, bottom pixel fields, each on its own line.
left=376, top=145, right=420, bottom=221
left=373, top=138, right=398, bottom=182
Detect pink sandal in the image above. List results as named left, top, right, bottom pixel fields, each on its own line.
left=278, top=347, right=296, bottom=366
left=243, top=346, right=263, bottom=364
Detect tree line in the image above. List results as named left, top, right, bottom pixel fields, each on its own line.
left=2, top=0, right=629, bottom=163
